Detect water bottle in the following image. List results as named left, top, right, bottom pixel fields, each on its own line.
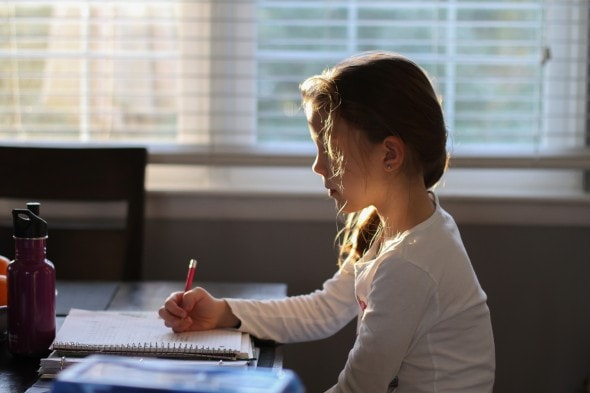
left=7, top=206, right=56, bottom=357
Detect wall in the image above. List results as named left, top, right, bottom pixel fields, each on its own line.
left=142, top=213, right=590, bottom=393
left=463, top=225, right=590, bottom=393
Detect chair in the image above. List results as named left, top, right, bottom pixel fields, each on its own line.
left=0, top=145, right=147, bottom=281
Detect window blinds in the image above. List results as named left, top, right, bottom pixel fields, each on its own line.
left=258, top=0, right=589, bottom=152
left=0, top=1, right=257, bottom=144
left=0, top=0, right=588, bottom=161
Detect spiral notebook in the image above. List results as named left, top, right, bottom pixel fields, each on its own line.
left=51, top=309, right=254, bottom=361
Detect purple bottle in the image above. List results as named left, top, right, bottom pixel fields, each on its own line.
left=7, top=206, right=56, bottom=357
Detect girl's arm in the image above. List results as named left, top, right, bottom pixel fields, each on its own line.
left=327, top=258, right=437, bottom=392
left=159, top=261, right=358, bottom=343
left=225, top=261, right=358, bottom=343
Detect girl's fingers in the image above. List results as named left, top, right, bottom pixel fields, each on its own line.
left=161, top=312, right=193, bottom=332
left=163, top=291, right=187, bottom=318
left=158, top=306, right=180, bottom=322
left=159, top=288, right=212, bottom=332
left=171, top=316, right=193, bottom=333
left=180, top=291, right=197, bottom=312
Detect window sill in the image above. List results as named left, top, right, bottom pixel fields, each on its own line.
left=145, top=165, right=590, bottom=226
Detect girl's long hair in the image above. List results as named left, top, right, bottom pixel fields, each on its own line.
left=300, top=51, right=449, bottom=266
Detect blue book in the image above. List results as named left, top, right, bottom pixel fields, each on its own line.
left=51, top=355, right=305, bottom=393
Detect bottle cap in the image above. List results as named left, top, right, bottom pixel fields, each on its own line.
left=26, top=202, right=41, bottom=216
left=12, top=209, right=48, bottom=238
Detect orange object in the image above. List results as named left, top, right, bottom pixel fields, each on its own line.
left=0, top=274, right=7, bottom=306
left=0, top=255, right=9, bottom=275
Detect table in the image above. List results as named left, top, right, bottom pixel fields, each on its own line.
left=0, top=280, right=287, bottom=393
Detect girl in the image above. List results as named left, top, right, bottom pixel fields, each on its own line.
left=159, top=52, right=495, bottom=392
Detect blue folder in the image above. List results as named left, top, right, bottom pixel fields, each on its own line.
left=51, top=354, right=304, bottom=393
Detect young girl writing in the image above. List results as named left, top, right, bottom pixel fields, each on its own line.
left=159, top=51, right=495, bottom=393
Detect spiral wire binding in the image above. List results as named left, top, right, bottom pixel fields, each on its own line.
left=51, top=341, right=238, bottom=360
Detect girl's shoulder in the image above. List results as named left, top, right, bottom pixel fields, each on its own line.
left=376, top=209, right=469, bottom=279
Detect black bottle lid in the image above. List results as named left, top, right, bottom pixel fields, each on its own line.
left=26, top=202, right=41, bottom=216
left=13, top=208, right=48, bottom=238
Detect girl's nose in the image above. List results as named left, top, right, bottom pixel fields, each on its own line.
left=312, top=154, right=327, bottom=177
left=312, top=155, right=320, bottom=174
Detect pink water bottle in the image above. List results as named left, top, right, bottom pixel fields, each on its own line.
left=7, top=206, right=56, bottom=357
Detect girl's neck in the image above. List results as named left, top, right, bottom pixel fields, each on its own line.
left=377, top=185, right=435, bottom=240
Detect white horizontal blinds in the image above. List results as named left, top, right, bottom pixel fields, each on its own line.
left=257, top=0, right=344, bottom=141
left=0, top=1, right=256, bottom=145
left=441, top=1, right=545, bottom=148
left=1, top=2, right=180, bottom=142
left=542, top=0, right=589, bottom=148
left=179, top=1, right=256, bottom=145
left=257, top=1, right=352, bottom=143
left=0, top=0, right=588, bottom=151
left=257, top=0, right=589, bottom=150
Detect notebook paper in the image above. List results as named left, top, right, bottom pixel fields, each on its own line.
left=51, top=309, right=253, bottom=360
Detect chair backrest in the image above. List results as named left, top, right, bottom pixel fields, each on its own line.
left=0, top=145, right=147, bottom=281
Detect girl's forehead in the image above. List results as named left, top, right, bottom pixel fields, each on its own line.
left=305, top=104, right=325, bottom=135
left=305, top=103, right=335, bottom=126
left=304, top=102, right=318, bottom=123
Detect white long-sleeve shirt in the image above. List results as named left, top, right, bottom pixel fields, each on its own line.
left=226, top=196, right=495, bottom=392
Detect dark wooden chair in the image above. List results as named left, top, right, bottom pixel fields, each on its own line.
left=0, top=145, right=147, bottom=281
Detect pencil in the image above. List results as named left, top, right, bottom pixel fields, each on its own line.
left=184, top=259, right=197, bottom=292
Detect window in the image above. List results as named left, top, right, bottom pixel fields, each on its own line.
left=1, top=0, right=588, bottom=166
left=257, top=0, right=589, bottom=156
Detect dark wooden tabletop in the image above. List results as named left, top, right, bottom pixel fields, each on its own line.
left=1, top=280, right=287, bottom=393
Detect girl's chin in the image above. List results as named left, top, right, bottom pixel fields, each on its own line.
left=332, top=199, right=353, bottom=214
left=328, top=191, right=359, bottom=213
left=331, top=197, right=366, bottom=214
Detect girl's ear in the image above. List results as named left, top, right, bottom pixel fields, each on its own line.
left=383, top=136, right=405, bottom=172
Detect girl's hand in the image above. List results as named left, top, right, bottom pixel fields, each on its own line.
left=158, top=287, right=239, bottom=333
